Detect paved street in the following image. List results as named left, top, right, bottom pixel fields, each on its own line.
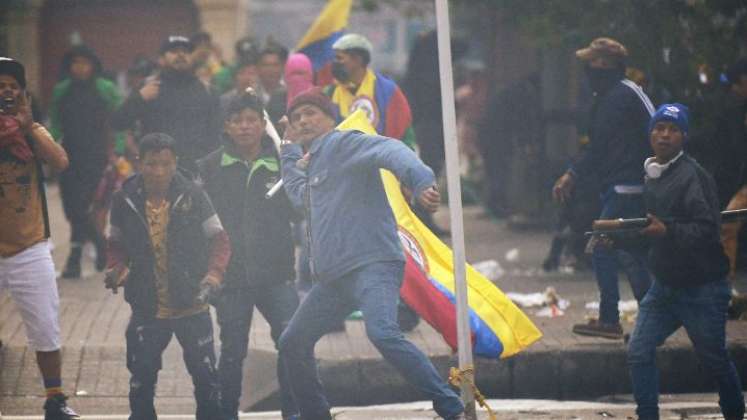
left=0, top=396, right=741, bottom=419
left=2, top=183, right=747, bottom=417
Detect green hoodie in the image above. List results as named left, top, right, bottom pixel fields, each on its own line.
left=48, top=77, right=126, bottom=154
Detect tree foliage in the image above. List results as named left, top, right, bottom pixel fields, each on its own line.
left=458, top=0, right=745, bottom=100
left=365, top=0, right=746, bottom=96
left=365, top=0, right=747, bottom=138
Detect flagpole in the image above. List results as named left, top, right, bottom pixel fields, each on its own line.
left=435, top=0, right=476, bottom=418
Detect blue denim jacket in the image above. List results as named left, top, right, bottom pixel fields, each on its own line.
left=281, top=130, right=435, bottom=283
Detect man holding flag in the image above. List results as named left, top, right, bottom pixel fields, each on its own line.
left=277, top=88, right=465, bottom=420
left=326, top=32, right=449, bottom=245
left=296, top=0, right=352, bottom=86
left=325, top=33, right=417, bottom=149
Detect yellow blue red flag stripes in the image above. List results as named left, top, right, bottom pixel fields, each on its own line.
left=337, top=111, right=542, bottom=358
left=296, top=0, right=352, bottom=72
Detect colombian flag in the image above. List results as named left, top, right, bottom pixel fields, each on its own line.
left=296, top=0, right=352, bottom=84
left=330, top=69, right=417, bottom=149
left=338, top=111, right=542, bottom=358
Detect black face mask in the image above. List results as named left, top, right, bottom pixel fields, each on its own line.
left=161, top=67, right=193, bottom=83
left=331, top=61, right=351, bottom=83
left=585, top=65, right=624, bottom=93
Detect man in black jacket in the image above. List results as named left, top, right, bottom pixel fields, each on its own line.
left=627, top=103, right=744, bottom=420
left=112, top=36, right=221, bottom=171
left=197, top=93, right=299, bottom=420
left=553, top=38, right=655, bottom=339
left=105, top=133, right=231, bottom=420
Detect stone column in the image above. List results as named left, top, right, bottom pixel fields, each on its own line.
left=6, top=0, right=44, bottom=95
left=194, top=0, right=251, bottom=63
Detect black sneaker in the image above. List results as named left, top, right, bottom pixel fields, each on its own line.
left=44, top=393, right=80, bottom=419
left=61, top=247, right=82, bottom=279
left=60, top=262, right=81, bottom=279
left=572, top=319, right=623, bottom=340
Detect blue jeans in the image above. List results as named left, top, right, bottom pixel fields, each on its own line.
left=278, top=261, right=464, bottom=420
left=215, top=282, right=299, bottom=418
left=593, top=187, right=652, bottom=324
left=628, top=280, right=744, bottom=420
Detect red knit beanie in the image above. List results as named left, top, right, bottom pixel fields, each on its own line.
left=287, top=87, right=336, bottom=120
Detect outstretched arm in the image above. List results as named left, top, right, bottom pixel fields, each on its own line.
left=339, top=132, right=436, bottom=198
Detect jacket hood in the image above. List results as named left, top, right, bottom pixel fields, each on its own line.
left=59, top=45, right=104, bottom=80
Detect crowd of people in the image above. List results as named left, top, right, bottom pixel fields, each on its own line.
left=0, top=25, right=745, bottom=420
left=0, top=29, right=463, bottom=420
left=551, top=38, right=746, bottom=420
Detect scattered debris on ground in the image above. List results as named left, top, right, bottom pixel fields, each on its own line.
left=585, top=300, right=639, bottom=323
left=473, top=259, right=505, bottom=281
left=507, top=287, right=570, bottom=317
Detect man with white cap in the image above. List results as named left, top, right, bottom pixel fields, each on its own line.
left=325, top=33, right=417, bottom=149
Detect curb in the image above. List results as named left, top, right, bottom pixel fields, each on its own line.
left=249, top=341, right=747, bottom=410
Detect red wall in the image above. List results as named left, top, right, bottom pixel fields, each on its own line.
left=40, top=0, right=198, bottom=106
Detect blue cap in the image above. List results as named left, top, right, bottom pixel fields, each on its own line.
left=649, top=103, right=689, bottom=135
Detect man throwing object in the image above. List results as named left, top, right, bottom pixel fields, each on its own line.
left=277, top=88, right=464, bottom=420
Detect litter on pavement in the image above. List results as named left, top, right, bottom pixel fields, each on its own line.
left=585, top=299, right=639, bottom=323
left=472, top=259, right=504, bottom=281
left=506, top=287, right=570, bottom=318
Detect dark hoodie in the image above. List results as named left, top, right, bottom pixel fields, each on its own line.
left=58, top=45, right=103, bottom=81
left=112, top=66, right=222, bottom=171
left=48, top=45, right=121, bottom=167
left=644, top=154, right=729, bottom=287
left=570, top=66, right=656, bottom=190
left=108, top=171, right=230, bottom=318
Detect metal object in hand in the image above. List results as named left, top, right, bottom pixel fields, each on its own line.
left=266, top=179, right=284, bottom=199
left=196, top=286, right=213, bottom=305
left=722, top=208, right=747, bottom=223
left=586, top=208, right=747, bottom=237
